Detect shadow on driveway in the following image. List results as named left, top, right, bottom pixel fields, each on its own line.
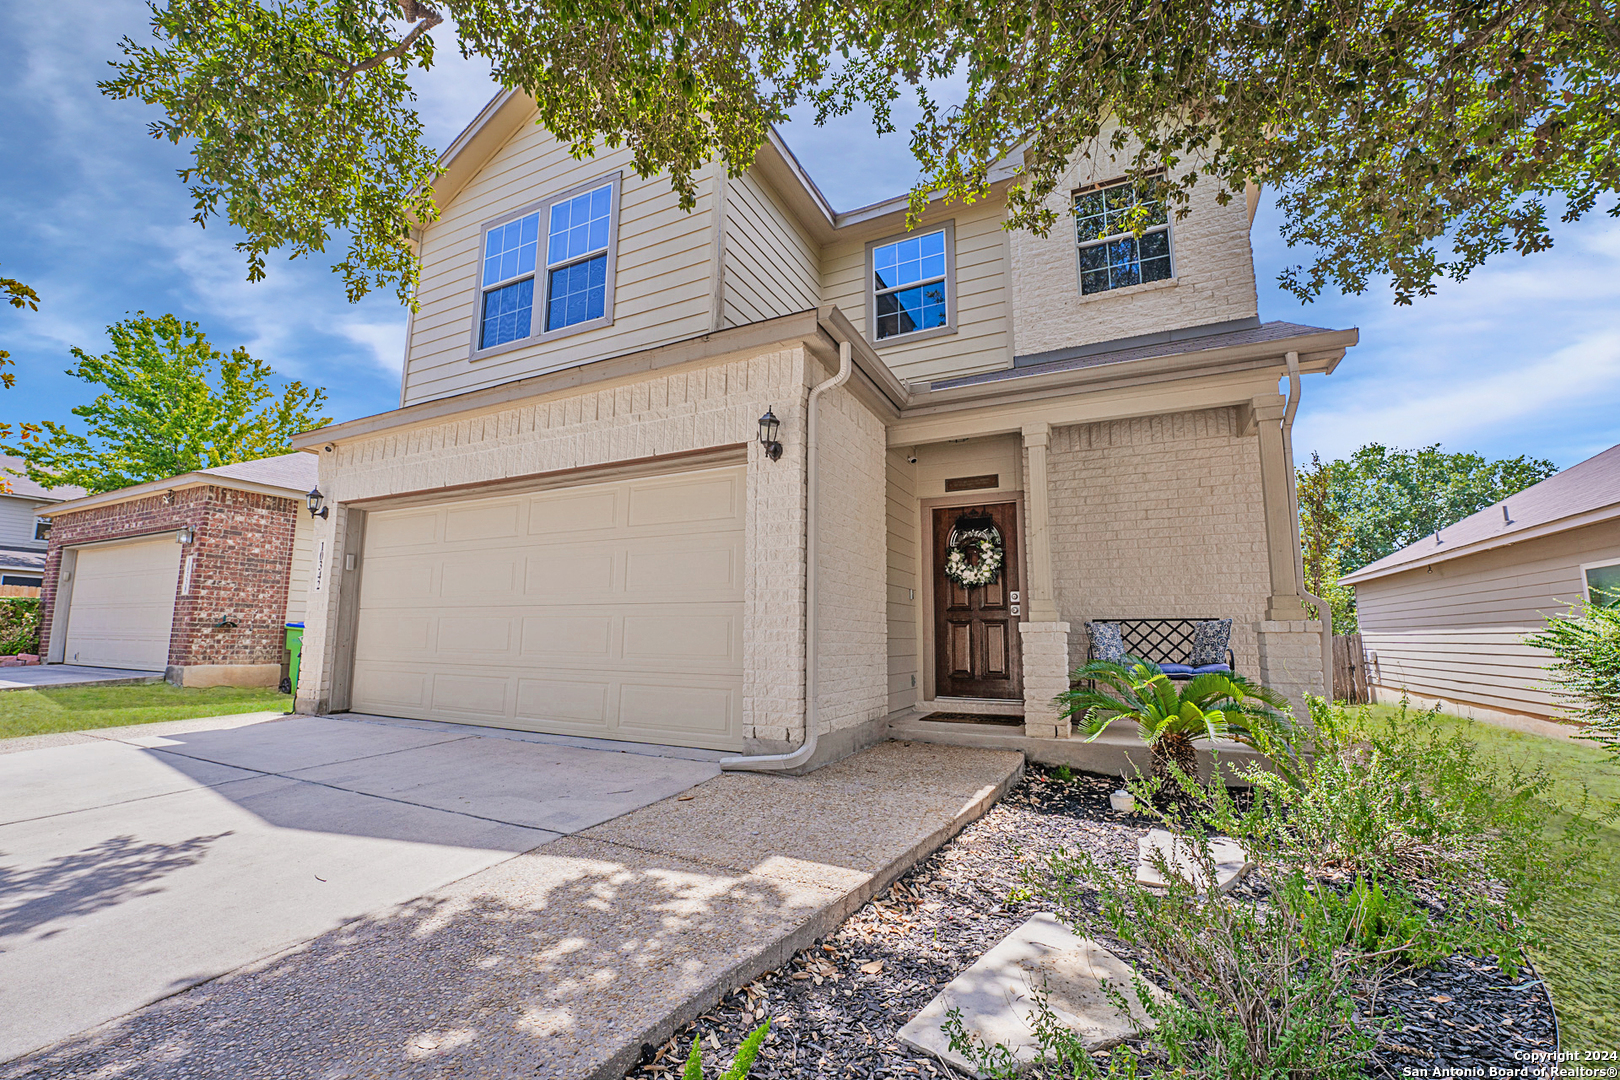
left=0, top=833, right=230, bottom=940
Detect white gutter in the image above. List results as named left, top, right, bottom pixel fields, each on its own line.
left=721, top=341, right=853, bottom=772
left=1282, top=350, right=1335, bottom=703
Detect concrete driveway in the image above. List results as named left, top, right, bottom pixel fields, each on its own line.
left=0, top=712, right=721, bottom=1062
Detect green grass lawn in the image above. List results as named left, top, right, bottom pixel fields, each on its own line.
left=0, top=682, right=293, bottom=740
left=1368, top=704, right=1620, bottom=1051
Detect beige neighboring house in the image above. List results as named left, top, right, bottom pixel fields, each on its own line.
left=290, top=90, right=1356, bottom=769
left=0, top=456, right=85, bottom=591
left=1343, top=442, right=1620, bottom=726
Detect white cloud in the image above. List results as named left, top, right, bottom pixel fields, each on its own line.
left=337, top=319, right=408, bottom=378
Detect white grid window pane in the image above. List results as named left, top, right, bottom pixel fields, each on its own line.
left=483, top=213, right=539, bottom=286
left=873, top=230, right=947, bottom=292
left=548, top=184, right=613, bottom=265
left=1075, top=177, right=1171, bottom=295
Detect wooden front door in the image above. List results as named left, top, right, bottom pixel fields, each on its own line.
left=933, top=503, right=1023, bottom=699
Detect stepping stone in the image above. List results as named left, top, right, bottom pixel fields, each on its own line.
left=1135, top=828, right=1254, bottom=894
left=897, top=913, right=1165, bottom=1076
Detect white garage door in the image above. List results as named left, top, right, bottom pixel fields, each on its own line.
left=64, top=536, right=182, bottom=670
left=349, top=466, right=746, bottom=750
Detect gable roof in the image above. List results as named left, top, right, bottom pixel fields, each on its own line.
left=39, top=453, right=319, bottom=518
left=1341, top=442, right=1620, bottom=585
left=422, top=90, right=1024, bottom=246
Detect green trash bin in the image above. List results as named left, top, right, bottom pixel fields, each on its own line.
left=283, top=622, right=305, bottom=695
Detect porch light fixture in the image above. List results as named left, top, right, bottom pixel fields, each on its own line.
left=176, top=526, right=194, bottom=545
left=757, top=408, right=783, bottom=461
left=306, top=487, right=329, bottom=520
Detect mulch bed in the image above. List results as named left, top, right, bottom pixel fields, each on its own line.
left=626, top=766, right=1558, bottom=1079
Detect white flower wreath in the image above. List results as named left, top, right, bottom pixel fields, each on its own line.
left=944, top=527, right=1004, bottom=587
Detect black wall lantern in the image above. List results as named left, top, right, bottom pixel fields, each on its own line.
left=306, top=487, right=329, bottom=519
left=757, top=408, right=783, bottom=461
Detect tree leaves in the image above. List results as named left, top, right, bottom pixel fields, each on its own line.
left=0, top=313, right=331, bottom=494
left=101, top=0, right=442, bottom=305
left=105, top=0, right=1620, bottom=306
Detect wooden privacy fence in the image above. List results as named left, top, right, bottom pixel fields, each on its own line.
left=0, top=585, right=40, bottom=598
left=1332, top=632, right=1370, bottom=703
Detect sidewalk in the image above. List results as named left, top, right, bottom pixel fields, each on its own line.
left=4, top=739, right=1023, bottom=1080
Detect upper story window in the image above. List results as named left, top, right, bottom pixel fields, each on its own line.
left=475, top=175, right=620, bottom=356
left=868, top=224, right=956, bottom=344
left=1073, top=177, right=1172, bottom=295
left=33, top=519, right=50, bottom=541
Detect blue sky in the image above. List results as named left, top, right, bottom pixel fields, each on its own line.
left=4, top=3, right=1617, bottom=470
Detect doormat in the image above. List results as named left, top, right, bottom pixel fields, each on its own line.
left=917, top=712, right=1024, bottom=726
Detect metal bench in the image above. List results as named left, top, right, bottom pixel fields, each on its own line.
left=1082, top=618, right=1237, bottom=679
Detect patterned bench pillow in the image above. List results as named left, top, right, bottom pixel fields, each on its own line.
left=1088, top=621, right=1126, bottom=664
left=1189, top=618, right=1233, bottom=667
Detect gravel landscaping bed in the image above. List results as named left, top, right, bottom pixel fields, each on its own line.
left=628, top=766, right=1558, bottom=1079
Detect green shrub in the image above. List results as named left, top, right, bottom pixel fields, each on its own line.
left=0, top=597, right=40, bottom=655
left=1058, top=661, right=1297, bottom=785
left=680, top=1020, right=769, bottom=1080
left=1228, top=699, right=1595, bottom=974
left=1526, top=600, right=1620, bottom=761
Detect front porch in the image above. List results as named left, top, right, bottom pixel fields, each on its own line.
left=883, top=390, right=1328, bottom=751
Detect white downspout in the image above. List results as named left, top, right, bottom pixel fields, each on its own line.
left=721, top=340, right=854, bottom=772
left=1281, top=350, right=1336, bottom=703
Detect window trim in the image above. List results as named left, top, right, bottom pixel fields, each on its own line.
left=1580, top=556, right=1620, bottom=607
left=864, top=221, right=957, bottom=348
left=1071, top=175, right=1175, bottom=298
left=467, top=170, right=623, bottom=361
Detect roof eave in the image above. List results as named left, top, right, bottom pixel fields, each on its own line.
left=1342, top=500, right=1620, bottom=585
left=40, top=473, right=309, bottom=517
left=902, top=328, right=1356, bottom=417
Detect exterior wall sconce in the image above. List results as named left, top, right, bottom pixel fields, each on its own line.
left=757, top=408, right=782, bottom=461
left=306, top=487, right=330, bottom=519
left=176, top=526, right=195, bottom=544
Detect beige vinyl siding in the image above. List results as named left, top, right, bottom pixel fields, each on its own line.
left=0, top=496, right=46, bottom=548
left=285, top=511, right=315, bottom=625
left=1355, top=521, right=1620, bottom=718
left=822, top=201, right=1012, bottom=385
left=886, top=448, right=920, bottom=713
left=402, top=116, right=718, bottom=406
left=722, top=171, right=820, bottom=327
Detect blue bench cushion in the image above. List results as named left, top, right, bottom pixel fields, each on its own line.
left=1193, top=663, right=1232, bottom=675
left=1159, top=663, right=1195, bottom=675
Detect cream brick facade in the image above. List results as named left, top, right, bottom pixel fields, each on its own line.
left=297, top=346, right=877, bottom=750
left=1010, top=155, right=1260, bottom=359
left=1045, top=407, right=1271, bottom=674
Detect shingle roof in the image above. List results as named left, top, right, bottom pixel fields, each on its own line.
left=1342, top=442, right=1620, bottom=583
left=201, top=453, right=318, bottom=491
left=0, top=456, right=85, bottom=502
left=930, top=320, right=1342, bottom=390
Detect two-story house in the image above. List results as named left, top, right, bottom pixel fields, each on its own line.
left=289, top=90, right=1355, bottom=771
left=0, top=457, right=83, bottom=591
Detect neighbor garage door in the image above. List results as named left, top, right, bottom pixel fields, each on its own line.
left=348, top=465, right=746, bottom=750
left=63, top=536, right=182, bottom=670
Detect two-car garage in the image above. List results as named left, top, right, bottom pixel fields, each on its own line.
left=346, top=465, right=747, bottom=751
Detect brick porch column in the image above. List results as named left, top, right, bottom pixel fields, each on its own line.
left=1021, top=621, right=1074, bottom=738
left=1020, top=423, right=1071, bottom=738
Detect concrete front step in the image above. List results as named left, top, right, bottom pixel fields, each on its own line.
left=4, top=740, right=1024, bottom=1080
left=886, top=708, right=1269, bottom=782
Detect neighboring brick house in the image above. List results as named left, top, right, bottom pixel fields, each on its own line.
left=38, top=454, right=317, bottom=687
left=287, top=89, right=1356, bottom=771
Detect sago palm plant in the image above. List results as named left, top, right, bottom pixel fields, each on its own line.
left=1058, top=660, right=1296, bottom=784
